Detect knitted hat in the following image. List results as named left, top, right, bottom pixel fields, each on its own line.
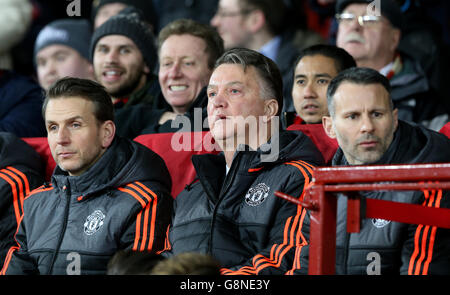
left=90, top=12, right=157, bottom=71
left=34, top=19, right=92, bottom=61
left=336, top=0, right=403, bottom=30
left=91, top=0, right=158, bottom=30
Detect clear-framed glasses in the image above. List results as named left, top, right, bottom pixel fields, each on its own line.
left=214, top=9, right=253, bottom=18
left=335, top=13, right=382, bottom=26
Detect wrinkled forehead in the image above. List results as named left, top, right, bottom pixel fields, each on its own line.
left=333, top=82, right=391, bottom=111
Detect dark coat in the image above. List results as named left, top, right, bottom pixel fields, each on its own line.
left=275, top=31, right=301, bottom=114
left=164, top=130, right=324, bottom=274
left=0, top=132, right=44, bottom=265
left=115, top=88, right=208, bottom=139
left=391, top=51, right=449, bottom=131
left=296, top=120, right=450, bottom=274
left=2, top=136, right=173, bottom=275
left=0, top=70, right=46, bottom=137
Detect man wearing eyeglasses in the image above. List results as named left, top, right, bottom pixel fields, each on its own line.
left=335, top=0, right=449, bottom=131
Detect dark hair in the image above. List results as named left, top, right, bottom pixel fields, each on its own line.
left=158, top=18, right=224, bottom=70
left=327, top=67, right=393, bottom=116
left=43, top=77, right=114, bottom=122
left=294, top=44, right=356, bottom=76
left=214, top=47, right=284, bottom=116
left=150, top=252, right=221, bottom=275
left=239, top=0, right=287, bottom=35
left=107, top=250, right=166, bottom=275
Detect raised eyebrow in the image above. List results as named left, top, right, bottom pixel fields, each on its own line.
left=207, top=84, right=217, bottom=92
left=118, top=44, right=136, bottom=50
left=370, top=108, right=388, bottom=113
left=294, top=73, right=332, bottom=80
left=342, top=110, right=360, bottom=116
left=226, top=81, right=244, bottom=88
left=46, top=116, right=84, bottom=124
left=315, top=73, right=333, bottom=79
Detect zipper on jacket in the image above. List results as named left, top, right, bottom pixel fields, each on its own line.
left=46, top=183, right=71, bottom=274
left=343, top=232, right=351, bottom=275
left=207, top=153, right=241, bottom=254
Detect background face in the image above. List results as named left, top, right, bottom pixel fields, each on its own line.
left=292, top=55, right=338, bottom=124
left=330, top=82, right=397, bottom=165
left=94, top=3, right=127, bottom=29
left=207, top=64, right=267, bottom=144
left=159, top=34, right=212, bottom=114
left=210, top=0, right=252, bottom=49
left=93, top=35, right=148, bottom=98
left=45, top=97, right=106, bottom=176
left=36, top=45, right=93, bottom=91
left=336, top=3, right=397, bottom=68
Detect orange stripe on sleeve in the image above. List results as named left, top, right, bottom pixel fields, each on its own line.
left=421, top=188, right=443, bottom=275
left=118, top=187, right=146, bottom=208
left=0, top=172, right=21, bottom=224
left=7, top=166, right=30, bottom=196
left=408, top=187, right=443, bottom=275
left=2, top=168, right=26, bottom=213
left=133, top=182, right=159, bottom=251
left=120, top=183, right=161, bottom=252
left=133, top=211, right=142, bottom=251
left=223, top=161, right=313, bottom=275
left=139, top=204, right=150, bottom=251
left=0, top=213, right=24, bottom=275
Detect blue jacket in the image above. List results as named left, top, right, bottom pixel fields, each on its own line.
left=0, top=70, right=46, bottom=137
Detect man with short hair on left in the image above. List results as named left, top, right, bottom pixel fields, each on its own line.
left=1, top=77, right=173, bottom=275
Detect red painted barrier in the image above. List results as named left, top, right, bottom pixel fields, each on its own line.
left=276, top=163, right=450, bottom=274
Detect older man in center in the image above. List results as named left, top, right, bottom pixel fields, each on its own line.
left=162, top=48, right=324, bottom=275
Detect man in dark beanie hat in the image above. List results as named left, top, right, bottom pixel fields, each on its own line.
left=35, top=19, right=95, bottom=91
left=91, top=12, right=164, bottom=110
left=335, top=0, right=449, bottom=131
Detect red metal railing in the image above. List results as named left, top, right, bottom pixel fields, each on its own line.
left=275, top=163, right=450, bottom=275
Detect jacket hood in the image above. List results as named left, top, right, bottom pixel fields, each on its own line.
left=52, top=136, right=171, bottom=196
left=0, top=132, right=44, bottom=174
left=333, top=120, right=450, bottom=166
left=257, top=129, right=324, bottom=167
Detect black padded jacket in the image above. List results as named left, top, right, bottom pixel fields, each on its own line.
left=0, top=132, right=44, bottom=266
left=164, top=130, right=324, bottom=274
left=296, top=120, right=450, bottom=275
left=1, top=136, right=173, bottom=275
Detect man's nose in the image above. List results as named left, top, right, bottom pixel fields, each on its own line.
left=303, top=82, right=317, bottom=99
left=360, top=114, right=375, bottom=133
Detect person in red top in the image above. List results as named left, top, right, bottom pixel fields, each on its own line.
left=284, top=45, right=355, bottom=164
left=285, top=44, right=356, bottom=127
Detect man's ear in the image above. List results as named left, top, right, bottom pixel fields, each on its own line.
left=246, top=9, right=265, bottom=33
left=392, top=107, right=399, bottom=131
left=322, top=116, right=336, bottom=139
left=265, top=99, right=278, bottom=117
left=101, top=120, right=116, bottom=148
left=143, top=64, right=150, bottom=74
left=262, top=99, right=279, bottom=123
left=390, top=28, right=401, bottom=52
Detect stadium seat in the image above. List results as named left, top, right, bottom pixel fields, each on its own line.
left=287, top=123, right=338, bottom=165
left=440, top=122, right=450, bottom=138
